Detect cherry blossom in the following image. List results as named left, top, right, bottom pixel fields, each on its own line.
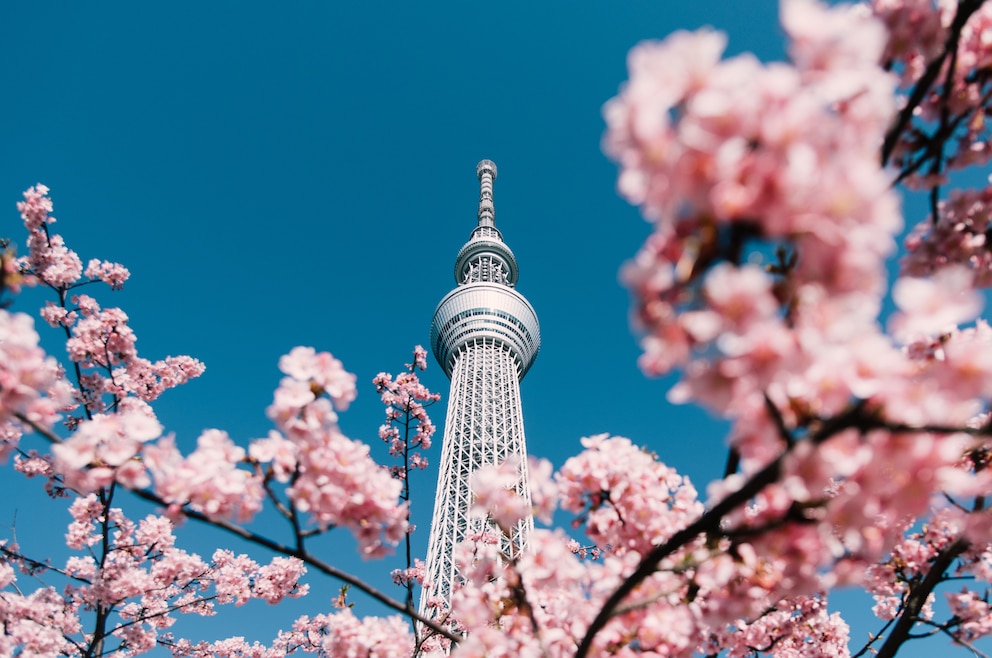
left=3, top=495, right=308, bottom=657
left=0, top=309, right=64, bottom=431
left=262, top=348, right=410, bottom=558
left=557, top=434, right=703, bottom=556
left=875, top=0, right=992, bottom=180
left=471, top=458, right=531, bottom=532
left=145, top=430, right=265, bottom=522
left=52, top=411, right=162, bottom=491
left=84, top=258, right=130, bottom=290
left=279, top=346, right=357, bottom=411
left=903, top=185, right=992, bottom=286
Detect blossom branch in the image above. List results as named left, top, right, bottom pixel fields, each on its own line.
left=574, top=441, right=789, bottom=658
left=123, top=486, right=459, bottom=643
left=918, top=618, right=992, bottom=658
left=880, top=0, right=986, bottom=166
left=875, top=536, right=970, bottom=658
left=575, top=401, right=870, bottom=658
left=12, top=407, right=458, bottom=644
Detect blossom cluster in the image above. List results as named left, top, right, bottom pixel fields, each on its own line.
left=11, top=185, right=204, bottom=436
left=595, top=0, right=992, bottom=654
left=2, top=182, right=424, bottom=655
left=865, top=505, right=992, bottom=643
left=373, top=345, right=439, bottom=480
left=17, top=184, right=83, bottom=288
left=0, top=309, right=68, bottom=437
left=903, top=186, right=992, bottom=287
left=146, top=430, right=266, bottom=522
left=260, top=346, right=408, bottom=557
left=877, top=0, right=992, bottom=284
left=470, top=457, right=533, bottom=532
left=557, top=434, right=702, bottom=556
left=56, top=293, right=205, bottom=411
left=874, top=0, right=992, bottom=179
left=1, top=496, right=307, bottom=657
left=170, top=607, right=414, bottom=658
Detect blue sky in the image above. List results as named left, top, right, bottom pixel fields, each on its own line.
left=0, top=1, right=953, bottom=654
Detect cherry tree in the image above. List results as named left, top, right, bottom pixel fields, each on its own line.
left=3, top=0, right=992, bottom=656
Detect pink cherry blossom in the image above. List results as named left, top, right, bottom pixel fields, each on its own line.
left=145, top=430, right=265, bottom=522
left=17, top=184, right=84, bottom=289
left=52, top=411, right=162, bottom=491
left=471, top=459, right=531, bottom=532
left=558, top=434, right=703, bottom=556
left=0, top=309, right=64, bottom=431
left=903, top=185, right=992, bottom=287
left=279, top=345, right=357, bottom=410
left=890, top=264, right=983, bottom=340
left=84, top=258, right=130, bottom=290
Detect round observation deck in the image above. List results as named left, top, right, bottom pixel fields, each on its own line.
left=431, top=282, right=540, bottom=379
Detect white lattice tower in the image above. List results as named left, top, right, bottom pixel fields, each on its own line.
left=420, top=160, right=541, bottom=620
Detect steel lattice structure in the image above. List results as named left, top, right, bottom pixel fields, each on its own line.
left=420, top=160, right=541, bottom=619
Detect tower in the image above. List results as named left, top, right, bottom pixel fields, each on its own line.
left=420, top=160, right=541, bottom=618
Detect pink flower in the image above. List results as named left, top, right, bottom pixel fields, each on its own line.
left=890, top=265, right=983, bottom=339
left=782, top=0, right=887, bottom=73
left=52, top=411, right=161, bottom=491
left=83, top=258, right=130, bottom=290
left=278, top=346, right=356, bottom=410
left=18, top=185, right=84, bottom=288
left=145, top=431, right=264, bottom=522
left=0, top=310, right=63, bottom=430
left=527, top=456, right=558, bottom=524
left=249, top=430, right=298, bottom=482
left=558, top=434, right=703, bottom=554
left=471, top=459, right=530, bottom=531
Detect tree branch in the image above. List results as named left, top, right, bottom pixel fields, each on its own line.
left=575, top=402, right=866, bottom=658
left=881, top=0, right=986, bottom=166
left=875, top=536, right=969, bottom=658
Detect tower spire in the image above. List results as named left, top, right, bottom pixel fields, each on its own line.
left=476, top=159, right=497, bottom=228
left=452, top=160, right=520, bottom=289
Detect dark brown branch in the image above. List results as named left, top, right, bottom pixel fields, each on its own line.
left=763, top=392, right=795, bottom=447
left=875, top=536, right=969, bottom=658
left=574, top=445, right=788, bottom=658
left=722, top=447, right=740, bottom=479
left=881, top=0, right=986, bottom=166
left=575, top=402, right=867, bottom=658
left=917, top=618, right=991, bottom=658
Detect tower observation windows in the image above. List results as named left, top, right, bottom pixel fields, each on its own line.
left=431, top=283, right=541, bottom=380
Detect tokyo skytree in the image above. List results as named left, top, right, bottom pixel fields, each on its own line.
left=419, top=159, right=541, bottom=618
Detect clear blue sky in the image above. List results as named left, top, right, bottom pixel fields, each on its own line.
left=0, top=1, right=949, bottom=654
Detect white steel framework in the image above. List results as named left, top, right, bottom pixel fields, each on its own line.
left=420, top=160, right=540, bottom=620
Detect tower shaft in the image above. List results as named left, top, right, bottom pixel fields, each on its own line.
left=420, top=160, right=540, bottom=621
left=421, top=340, right=533, bottom=610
